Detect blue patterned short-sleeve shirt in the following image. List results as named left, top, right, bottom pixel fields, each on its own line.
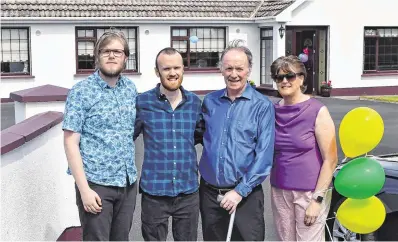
left=63, top=71, right=138, bottom=187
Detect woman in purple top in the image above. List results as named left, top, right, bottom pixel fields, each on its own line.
left=269, top=55, right=338, bottom=241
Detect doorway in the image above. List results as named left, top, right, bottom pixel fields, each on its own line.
left=285, top=26, right=328, bottom=95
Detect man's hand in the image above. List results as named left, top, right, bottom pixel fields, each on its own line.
left=304, top=200, right=322, bottom=226
left=220, top=190, right=242, bottom=214
left=80, top=188, right=102, bottom=214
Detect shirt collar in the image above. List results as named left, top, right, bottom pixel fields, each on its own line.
left=220, top=81, right=253, bottom=100
left=94, top=70, right=125, bottom=89
left=155, top=83, right=188, bottom=102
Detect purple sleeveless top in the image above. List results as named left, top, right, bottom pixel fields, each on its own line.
left=270, top=98, right=324, bottom=191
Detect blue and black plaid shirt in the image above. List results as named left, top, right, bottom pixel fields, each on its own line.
left=134, top=84, right=204, bottom=196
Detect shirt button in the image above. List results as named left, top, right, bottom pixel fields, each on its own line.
left=174, top=162, right=176, bottom=165
left=173, top=177, right=176, bottom=180
left=172, top=114, right=175, bottom=117
left=172, top=129, right=175, bottom=132
left=224, top=129, right=226, bottom=132
left=221, top=142, right=224, bottom=145
left=174, top=146, right=177, bottom=149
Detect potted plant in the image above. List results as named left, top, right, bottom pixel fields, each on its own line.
left=249, top=80, right=256, bottom=88
left=320, top=80, right=332, bottom=97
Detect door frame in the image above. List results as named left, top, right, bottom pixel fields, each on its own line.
left=286, top=26, right=329, bottom=95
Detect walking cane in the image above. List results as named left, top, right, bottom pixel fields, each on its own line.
left=217, top=195, right=237, bottom=242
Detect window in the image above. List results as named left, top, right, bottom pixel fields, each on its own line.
left=1, top=27, right=30, bottom=76
left=171, top=27, right=226, bottom=70
left=75, top=27, right=138, bottom=73
left=363, top=27, right=398, bottom=73
left=260, top=28, right=273, bottom=85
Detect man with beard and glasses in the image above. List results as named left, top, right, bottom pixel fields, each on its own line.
left=199, top=40, right=275, bottom=241
left=63, top=30, right=138, bottom=241
left=134, top=47, right=204, bottom=241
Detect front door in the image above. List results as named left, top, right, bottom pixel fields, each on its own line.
left=285, top=27, right=328, bottom=95
left=296, top=30, right=316, bottom=94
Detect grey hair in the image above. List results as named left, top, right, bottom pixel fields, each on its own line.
left=219, top=39, right=253, bottom=69
left=94, top=28, right=130, bottom=69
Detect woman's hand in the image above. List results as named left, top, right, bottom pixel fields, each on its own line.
left=304, top=200, right=322, bottom=226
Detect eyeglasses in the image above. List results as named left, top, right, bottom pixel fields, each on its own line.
left=274, top=72, right=303, bottom=83
left=99, top=49, right=125, bottom=57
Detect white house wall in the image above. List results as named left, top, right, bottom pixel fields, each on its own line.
left=1, top=23, right=260, bottom=98
left=1, top=123, right=80, bottom=240
left=286, top=0, right=398, bottom=89
left=14, top=101, right=66, bottom=124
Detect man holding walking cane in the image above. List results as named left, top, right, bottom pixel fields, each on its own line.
left=199, top=40, right=275, bottom=241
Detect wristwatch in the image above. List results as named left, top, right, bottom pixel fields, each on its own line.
left=312, top=194, right=324, bottom=204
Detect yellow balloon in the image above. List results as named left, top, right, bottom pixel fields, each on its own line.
left=339, top=107, right=384, bottom=158
left=336, top=196, right=386, bottom=234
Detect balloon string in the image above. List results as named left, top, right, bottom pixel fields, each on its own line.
left=325, top=212, right=338, bottom=241
left=325, top=221, right=334, bottom=241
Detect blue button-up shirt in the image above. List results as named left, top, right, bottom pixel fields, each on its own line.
left=63, top=71, right=138, bottom=187
left=199, top=84, right=275, bottom=197
left=134, top=84, right=203, bottom=196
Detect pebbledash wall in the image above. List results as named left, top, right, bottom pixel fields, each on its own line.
left=1, top=122, right=80, bottom=240
left=284, top=0, right=398, bottom=91
left=0, top=22, right=262, bottom=98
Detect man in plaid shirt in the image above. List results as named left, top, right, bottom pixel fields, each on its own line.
left=134, top=47, right=204, bottom=241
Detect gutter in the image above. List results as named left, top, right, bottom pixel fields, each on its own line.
left=254, top=16, right=277, bottom=23
left=0, top=17, right=256, bottom=24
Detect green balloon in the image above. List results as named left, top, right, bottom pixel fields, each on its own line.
left=334, top=157, right=385, bottom=199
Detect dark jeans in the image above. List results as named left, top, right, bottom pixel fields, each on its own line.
left=141, top=190, right=199, bottom=241
left=75, top=181, right=137, bottom=241
left=199, top=179, right=265, bottom=241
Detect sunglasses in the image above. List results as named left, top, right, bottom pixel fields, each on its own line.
left=274, top=72, right=303, bottom=83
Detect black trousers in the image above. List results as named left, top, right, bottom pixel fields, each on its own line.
left=141, top=190, right=199, bottom=241
left=199, top=180, right=265, bottom=241
left=75, top=181, right=137, bottom=241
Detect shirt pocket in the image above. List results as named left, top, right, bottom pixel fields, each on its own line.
left=232, top=120, right=257, bottom=149
left=120, top=104, right=136, bottom=130
left=88, top=108, right=119, bottom=130
left=203, top=107, right=216, bottom=120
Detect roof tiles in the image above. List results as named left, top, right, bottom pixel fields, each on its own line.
left=1, top=0, right=294, bottom=18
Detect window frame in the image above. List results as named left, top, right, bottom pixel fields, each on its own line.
left=260, top=27, right=274, bottom=86
left=363, top=27, right=398, bottom=74
left=170, top=26, right=226, bottom=71
left=1, top=27, right=31, bottom=77
left=75, top=26, right=139, bottom=74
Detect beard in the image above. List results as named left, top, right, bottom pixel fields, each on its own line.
left=99, top=65, right=124, bottom=78
left=160, top=74, right=183, bottom=91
